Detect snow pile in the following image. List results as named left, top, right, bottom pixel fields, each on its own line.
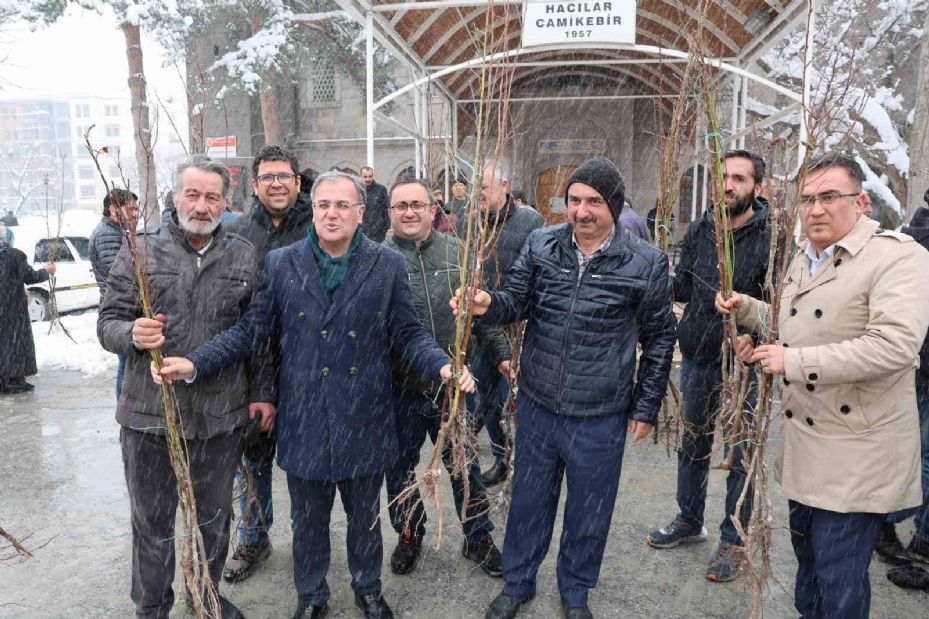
left=33, top=311, right=117, bottom=377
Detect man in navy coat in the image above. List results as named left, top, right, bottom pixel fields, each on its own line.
left=156, top=170, right=475, bottom=619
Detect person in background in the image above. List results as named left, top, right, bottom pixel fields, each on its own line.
left=618, top=199, right=649, bottom=241
left=360, top=166, right=390, bottom=242
left=511, top=190, right=535, bottom=211
left=448, top=181, right=470, bottom=220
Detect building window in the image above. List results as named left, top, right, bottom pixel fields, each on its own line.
left=105, top=104, right=118, bottom=116
left=105, top=125, right=120, bottom=138
left=311, top=58, right=336, bottom=103
left=74, top=103, right=91, bottom=118
left=78, top=166, right=94, bottom=180
left=79, top=185, right=97, bottom=200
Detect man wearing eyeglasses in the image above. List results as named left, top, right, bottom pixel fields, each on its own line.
left=717, top=152, right=929, bottom=619
left=155, top=170, right=476, bottom=619
left=218, top=145, right=314, bottom=584
left=381, top=178, right=510, bottom=578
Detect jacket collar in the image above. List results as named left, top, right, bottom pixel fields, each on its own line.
left=554, top=222, right=632, bottom=262
left=165, top=218, right=226, bottom=255
left=699, top=199, right=768, bottom=236
left=248, top=192, right=313, bottom=231
left=389, top=230, right=434, bottom=252
left=798, top=215, right=878, bottom=259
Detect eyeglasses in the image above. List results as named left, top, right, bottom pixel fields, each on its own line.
left=798, top=191, right=859, bottom=209
left=256, top=173, right=296, bottom=186
left=389, top=201, right=430, bottom=213
left=313, top=200, right=363, bottom=212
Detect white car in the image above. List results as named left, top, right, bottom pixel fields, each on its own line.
left=19, top=235, right=100, bottom=322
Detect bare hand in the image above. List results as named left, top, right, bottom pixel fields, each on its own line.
left=715, top=292, right=743, bottom=316
left=132, top=314, right=166, bottom=350
left=248, top=402, right=277, bottom=432
left=43, top=263, right=57, bottom=275
left=154, top=356, right=195, bottom=384
left=733, top=334, right=755, bottom=363
left=440, top=363, right=476, bottom=394
left=497, top=359, right=515, bottom=380
left=629, top=420, right=653, bottom=443
left=749, top=344, right=786, bottom=375
left=450, top=287, right=492, bottom=317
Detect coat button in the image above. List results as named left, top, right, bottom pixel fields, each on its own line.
left=840, top=404, right=851, bottom=414
left=348, top=331, right=357, bottom=339
left=814, top=309, right=823, bottom=318
left=784, top=378, right=790, bottom=385
left=806, top=417, right=815, bottom=426
left=835, top=258, right=843, bottom=266
left=321, top=330, right=328, bottom=339
left=785, top=409, right=793, bottom=418
left=349, top=367, right=358, bottom=375
left=790, top=308, right=797, bottom=316
left=321, top=367, right=330, bottom=377
left=808, top=372, right=818, bottom=381
left=782, top=342, right=789, bottom=347
left=806, top=383, right=815, bottom=392
left=297, top=311, right=306, bottom=320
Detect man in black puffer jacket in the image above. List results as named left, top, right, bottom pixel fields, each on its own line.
left=458, top=156, right=676, bottom=619
left=222, top=145, right=313, bottom=584
left=646, top=150, right=772, bottom=583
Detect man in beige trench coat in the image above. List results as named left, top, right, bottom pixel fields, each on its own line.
left=717, top=152, right=929, bottom=619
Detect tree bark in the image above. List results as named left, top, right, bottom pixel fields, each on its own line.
left=906, top=9, right=929, bottom=219
left=121, top=20, right=159, bottom=228
left=250, top=11, right=283, bottom=147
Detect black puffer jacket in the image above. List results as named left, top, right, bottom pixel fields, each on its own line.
left=483, top=224, right=677, bottom=421
left=673, top=201, right=771, bottom=364
left=226, top=193, right=313, bottom=256
left=902, top=206, right=929, bottom=389
left=362, top=181, right=390, bottom=243
left=89, top=216, right=126, bottom=302
left=384, top=230, right=511, bottom=394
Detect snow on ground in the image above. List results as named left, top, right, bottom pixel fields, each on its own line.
left=33, top=310, right=117, bottom=376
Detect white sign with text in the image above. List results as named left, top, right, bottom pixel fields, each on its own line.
left=522, top=0, right=637, bottom=47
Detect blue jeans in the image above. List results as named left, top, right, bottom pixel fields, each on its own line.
left=502, top=396, right=628, bottom=608
left=676, top=357, right=755, bottom=545
left=385, top=389, right=494, bottom=543
left=235, top=445, right=274, bottom=547
left=116, top=354, right=126, bottom=398
left=885, top=387, right=929, bottom=539
left=789, top=501, right=882, bottom=619
left=470, top=348, right=510, bottom=460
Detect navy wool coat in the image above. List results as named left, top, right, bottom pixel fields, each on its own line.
left=188, top=235, right=450, bottom=481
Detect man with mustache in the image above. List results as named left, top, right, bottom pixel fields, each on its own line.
left=98, top=156, right=270, bottom=618
left=646, top=150, right=773, bottom=582
left=453, top=156, right=676, bottom=619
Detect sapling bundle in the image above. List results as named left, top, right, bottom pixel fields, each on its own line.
left=84, top=128, right=220, bottom=618
left=40, top=168, right=75, bottom=343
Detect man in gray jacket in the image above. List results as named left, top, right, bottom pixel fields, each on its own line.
left=97, top=157, right=274, bottom=619
left=382, top=178, right=510, bottom=577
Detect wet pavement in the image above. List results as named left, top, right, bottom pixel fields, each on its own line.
left=1, top=369, right=926, bottom=618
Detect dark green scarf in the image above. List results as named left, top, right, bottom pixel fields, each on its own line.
left=307, top=226, right=362, bottom=298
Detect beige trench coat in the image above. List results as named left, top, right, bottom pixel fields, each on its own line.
left=736, top=216, right=929, bottom=513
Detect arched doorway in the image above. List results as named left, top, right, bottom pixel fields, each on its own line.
left=536, top=165, right=577, bottom=225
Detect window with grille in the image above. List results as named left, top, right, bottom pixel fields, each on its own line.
left=311, top=58, right=336, bottom=103
left=105, top=125, right=120, bottom=138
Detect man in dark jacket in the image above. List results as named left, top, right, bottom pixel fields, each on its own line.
left=156, top=170, right=475, bottom=619
left=645, top=150, right=771, bottom=583
left=457, top=164, right=544, bottom=487
left=455, top=156, right=677, bottom=619
left=90, top=189, right=139, bottom=397
left=361, top=166, right=390, bottom=242
left=97, top=157, right=273, bottom=619
left=382, top=178, right=509, bottom=578
left=221, top=145, right=313, bottom=584
left=0, top=229, right=54, bottom=394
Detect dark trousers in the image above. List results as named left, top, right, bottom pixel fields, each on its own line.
left=676, top=357, right=754, bottom=545
left=235, top=434, right=275, bottom=547
left=502, top=396, right=628, bottom=608
left=120, top=427, right=243, bottom=619
left=789, top=501, right=883, bottom=619
left=288, top=473, right=384, bottom=605
left=385, top=388, right=494, bottom=543
left=115, top=353, right=126, bottom=398
left=885, top=388, right=929, bottom=539
left=471, top=348, right=510, bottom=460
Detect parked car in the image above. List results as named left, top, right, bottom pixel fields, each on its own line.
left=18, top=235, right=100, bottom=322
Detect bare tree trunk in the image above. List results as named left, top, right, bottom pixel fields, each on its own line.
left=250, top=11, right=283, bottom=146
left=121, top=20, right=159, bottom=227
left=906, top=9, right=929, bottom=220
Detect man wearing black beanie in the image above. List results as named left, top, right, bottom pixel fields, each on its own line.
left=453, top=156, right=677, bottom=619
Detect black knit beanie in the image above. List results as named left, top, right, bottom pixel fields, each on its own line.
left=924, top=187, right=929, bottom=207
left=565, top=156, right=626, bottom=222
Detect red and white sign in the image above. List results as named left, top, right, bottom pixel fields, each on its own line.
left=205, top=136, right=237, bottom=159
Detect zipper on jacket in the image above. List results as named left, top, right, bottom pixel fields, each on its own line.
left=417, top=250, right=437, bottom=338
left=555, top=264, right=584, bottom=413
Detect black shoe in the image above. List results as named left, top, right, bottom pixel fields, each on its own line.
left=1, top=378, right=33, bottom=394
left=646, top=517, right=708, bottom=549
left=875, top=523, right=910, bottom=565
left=562, top=603, right=594, bottom=619
left=888, top=563, right=929, bottom=590
left=706, top=542, right=742, bottom=582
left=223, top=541, right=272, bottom=583
left=292, top=599, right=329, bottom=619
left=462, top=536, right=503, bottom=577
left=907, top=535, right=929, bottom=564
left=481, top=459, right=509, bottom=487
left=485, top=592, right=533, bottom=619
left=354, top=593, right=394, bottom=619
left=390, top=530, right=422, bottom=575
left=185, top=595, right=246, bottom=618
